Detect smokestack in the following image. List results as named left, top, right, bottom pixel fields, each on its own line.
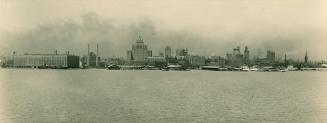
left=96, top=44, right=99, bottom=67
left=87, top=44, right=90, bottom=66
left=97, top=44, right=99, bottom=56
left=55, top=50, right=58, bottom=55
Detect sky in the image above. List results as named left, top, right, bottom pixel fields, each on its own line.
left=0, top=0, right=326, bottom=61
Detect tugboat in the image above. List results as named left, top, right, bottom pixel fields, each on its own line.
left=106, top=64, right=120, bottom=70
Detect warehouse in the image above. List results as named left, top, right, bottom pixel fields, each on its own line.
left=13, top=54, right=79, bottom=68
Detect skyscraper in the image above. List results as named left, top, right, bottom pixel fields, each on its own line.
left=88, top=52, right=97, bottom=67
left=226, top=53, right=232, bottom=65
left=233, top=46, right=241, bottom=56
left=232, top=46, right=243, bottom=67
left=127, top=36, right=151, bottom=62
left=165, top=46, right=172, bottom=58
left=267, top=50, right=275, bottom=62
left=176, top=49, right=188, bottom=56
left=127, top=50, right=133, bottom=60
left=86, top=44, right=99, bottom=68
left=243, top=46, right=250, bottom=65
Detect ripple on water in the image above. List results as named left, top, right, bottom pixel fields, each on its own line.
left=0, top=69, right=326, bottom=123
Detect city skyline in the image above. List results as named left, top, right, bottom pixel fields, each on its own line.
left=2, top=35, right=322, bottom=63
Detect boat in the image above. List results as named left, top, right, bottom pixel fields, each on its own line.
left=143, top=65, right=160, bottom=70
left=241, top=66, right=250, bottom=71
left=106, top=64, right=120, bottom=70
left=280, top=69, right=288, bottom=72
left=201, top=66, right=219, bottom=71
left=164, top=65, right=189, bottom=71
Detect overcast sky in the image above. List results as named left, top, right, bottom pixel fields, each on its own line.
left=0, top=0, right=326, bottom=60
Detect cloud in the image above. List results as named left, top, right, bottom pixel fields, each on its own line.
left=0, top=12, right=325, bottom=60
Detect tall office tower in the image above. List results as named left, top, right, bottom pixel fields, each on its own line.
left=165, top=46, right=172, bottom=58
left=304, top=50, right=308, bottom=64
left=127, top=36, right=151, bottom=62
left=243, top=46, right=250, bottom=65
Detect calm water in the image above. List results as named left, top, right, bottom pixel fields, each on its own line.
left=0, top=69, right=326, bottom=123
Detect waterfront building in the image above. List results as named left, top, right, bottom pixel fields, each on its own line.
left=146, top=56, right=167, bottom=68
left=232, top=54, right=243, bottom=67
left=176, top=49, right=188, bottom=57
left=127, top=50, right=133, bottom=60
left=304, top=50, right=308, bottom=64
left=127, top=36, right=152, bottom=63
left=243, top=46, right=250, bottom=65
left=106, top=57, right=126, bottom=66
left=165, top=46, right=172, bottom=58
left=267, top=50, right=275, bottom=62
left=188, top=55, right=206, bottom=67
left=147, top=51, right=153, bottom=57
left=88, top=52, right=97, bottom=68
left=159, top=52, right=164, bottom=57
left=146, top=56, right=166, bottom=63
left=146, top=56, right=166, bottom=62
left=225, top=53, right=232, bottom=65
left=80, top=55, right=88, bottom=67
left=13, top=53, right=79, bottom=68
left=86, top=44, right=101, bottom=68
left=166, top=57, right=178, bottom=65
left=233, top=46, right=241, bottom=56
left=231, top=46, right=243, bottom=67
left=209, top=56, right=225, bottom=66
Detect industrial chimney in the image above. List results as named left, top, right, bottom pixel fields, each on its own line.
left=87, top=44, right=90, bottom=66
left=96, top=44, right=99, bottom=67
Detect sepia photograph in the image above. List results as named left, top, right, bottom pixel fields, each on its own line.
left=0, top=0, right=326, bottom=122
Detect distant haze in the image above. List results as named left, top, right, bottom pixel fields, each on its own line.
left=0, top=0, right=326, bottom=61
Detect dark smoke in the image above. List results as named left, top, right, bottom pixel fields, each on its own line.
left=0, top=12, right=323, bottom=60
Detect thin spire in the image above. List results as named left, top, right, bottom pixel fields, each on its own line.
left=136, top=34, right=144, bottom=43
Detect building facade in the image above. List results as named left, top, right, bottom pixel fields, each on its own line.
left=188, top=55, right=206, bottom=66
left=13, top=54, right=79, bottom=68
left=243, top=46, right=250, bottom=65
left=88, top=52, right=97, bottom=67
left=209, top=56, right=225, bottom=66
left=127, top=36, right=152, bottom=62
left=304, top=50, right=308, bottom=64
left=267, top=50, right=276, bottom=62
left=176, top=49, right=188, bottom=57
left=165, top=46, right=172, bottom=58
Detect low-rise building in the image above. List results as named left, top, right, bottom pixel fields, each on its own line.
left=13, top=53, right=79, bottom=68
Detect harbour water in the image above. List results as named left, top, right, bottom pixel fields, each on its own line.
left=0, top=69, right=326, bottom=123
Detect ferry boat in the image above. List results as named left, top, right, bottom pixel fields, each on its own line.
left=280, top=69, right=288, bottom=72
left=162, top=65, right=189, bottom=71
left=241, top=66, right=250, bottom=71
